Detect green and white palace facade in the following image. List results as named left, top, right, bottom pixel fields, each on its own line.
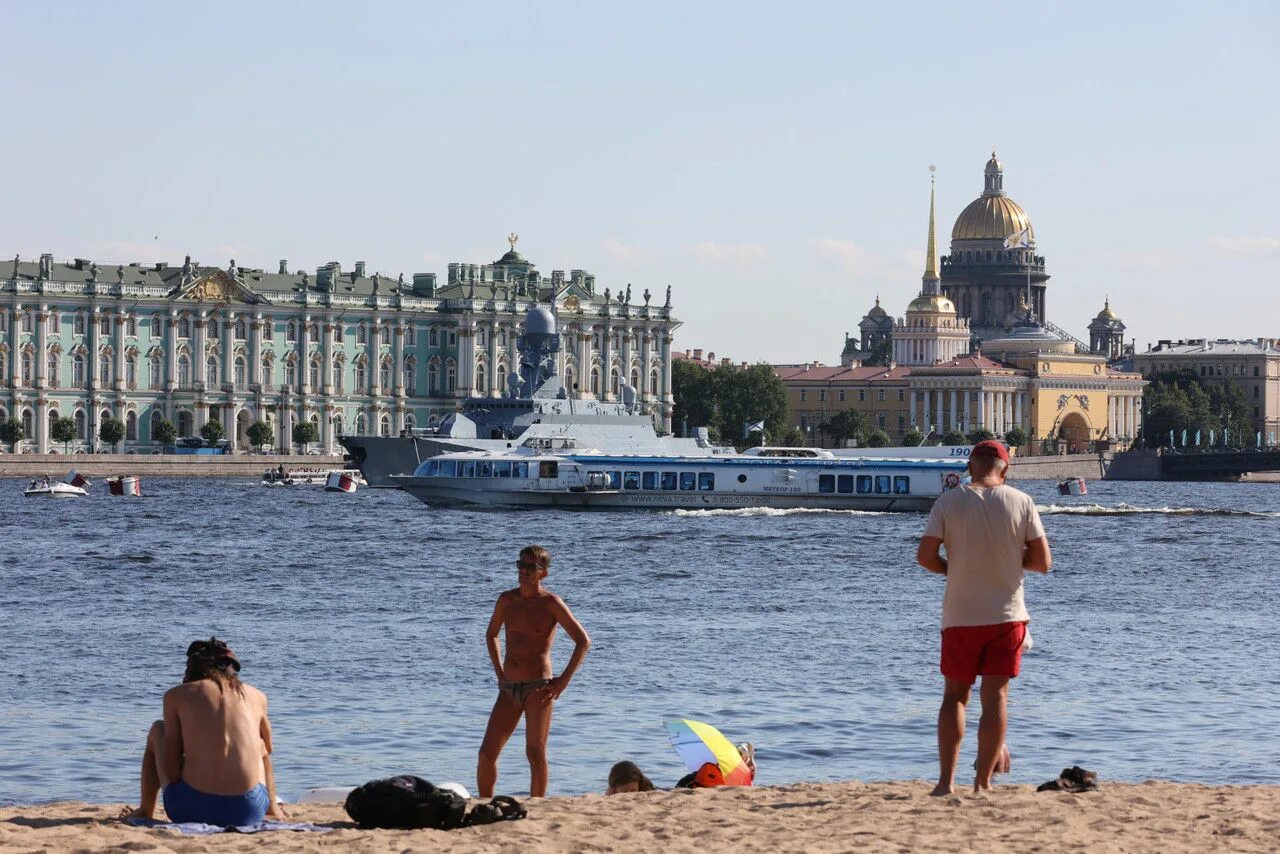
left=1, top=243, right=679, bottom=454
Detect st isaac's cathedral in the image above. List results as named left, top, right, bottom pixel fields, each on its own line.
left=779, top=153, right=1146, bottom=453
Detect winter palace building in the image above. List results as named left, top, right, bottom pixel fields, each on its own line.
left=1, top=239, right=679, bottom=454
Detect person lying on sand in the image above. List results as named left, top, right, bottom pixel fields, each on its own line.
left=607, top=761, right=655, bottom=794
left=123, top=637, right=284, bottom=825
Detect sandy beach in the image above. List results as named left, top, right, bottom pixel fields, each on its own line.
left=3, top=781, right=1278, bottom=853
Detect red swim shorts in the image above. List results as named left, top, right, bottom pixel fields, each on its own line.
left=940, top=621, right=1027, bottom=685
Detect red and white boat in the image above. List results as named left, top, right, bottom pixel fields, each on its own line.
left=323, top=470, right=359, bottom=493
left=23, top=470, right=89, bottom=498
left=108, top=475, right=142, bottom=497
left=1057, top=477, right=1088, bottom=496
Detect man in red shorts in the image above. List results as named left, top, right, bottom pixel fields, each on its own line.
left=917, top=439, right=1052, bottom=795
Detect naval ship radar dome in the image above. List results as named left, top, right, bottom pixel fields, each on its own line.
left=526, top=304, right=556, bottom=334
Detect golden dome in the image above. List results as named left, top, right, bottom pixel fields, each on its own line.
left=951, top=195, right=1035, bottom=241
left=907, top=293, right=956, bottom=314
left=1095, top=298, right=1119, bottom=320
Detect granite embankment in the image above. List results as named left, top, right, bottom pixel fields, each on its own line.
left=0, top=453, right=344, bottom=478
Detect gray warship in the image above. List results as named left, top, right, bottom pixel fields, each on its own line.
left=341, top=304, right=717, bottom=486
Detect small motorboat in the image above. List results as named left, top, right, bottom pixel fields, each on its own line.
left=1057, top=477, right=1088, bottom=496
left=261, top=469, right=295, bottom=487
left=24, top=475, right=87, bottom=498
left=323, top=470, right=359, bottom=493
left=107, top=475, right=142, bottom=497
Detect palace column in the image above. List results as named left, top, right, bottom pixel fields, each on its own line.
left=622, top=325, right=635, bottom=395
left=114, top=312, right=126, bottom=392
left=324, top=319, right=336, bottom=396
left=661, top=333, right=674, bottom=431
left=222, top=311, right=234, bottom=386
left=977, top=390, right=987, bottom=430
left=600, top=319, right=612, bottom=400
left=391, top=321, right=403, bottom=397
left=460, top=321, right=476, bottom=397
left=35, top=308, right=48, bottom=389
left=949, top=389, right=957, bottom=430
left=486, top=319, right=498, bottom=396
left=192, top=315, right=207, bottom=430
left=1014, top=391, right=1023, bottom=429
left=7, top=307, right=20, bottom=389
left=249, top=314, right=262, bottom=388
left=909, top=389, right=918, bottom=428
left=299, top=316, right=312, bottom=395
left=933, top=390, right=943, bottom=434
left=960, top=388, right=969, bottom=431
left=165, top=311, right=178, bottom=391
left=640, top=330, right=653, bottom=402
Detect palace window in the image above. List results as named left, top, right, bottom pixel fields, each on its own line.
left=427, top=361, right=438, bottom=395
left=878, top=390, right=885, bottom=401
left=261, top=357, right=272, bottom=386
left=496, top=363, right=507, bottom=392
left=126, top=411, right=138, bottom=441
left=650, top=369, right=659, bottom=397
left=179, top=317, right=191, bottom=338
left=429, top=327, right=438, bottom=347
left=178, top=355, right=191, bottom=388
left=446, top=361, right=457, bottom=392
left=819, top=390, right=826, bottom=402
left=611, top=367, right=620, bottom=397
left=333, top=359, right=344, bottom=393
left=355, top=360, right=366, bottom=392
left=99, top=314, right=110, bottom=336
left=309, top=360, right=321, bottom=389
left=47, top=352, right=59, bottom=388
left=380, top=414, right=391, bottom=437
left=403, top=359, right=415, bottom=393
left=126, top=355, right=137, bottom=389
left=77, top=410, right=88, bottom=440
left=22, top=311, right=33, bottom=333
left=127, top=315, right=138, bottom=337
left=206, top=356, right=217, bottom=387
left=405, top=325, right=415, bottom=346
left=590, top=367, right=600, bottom=396
left=448, top=329, right=457, bottom=347
left=99, top=354, right=111, bottom=386
left=21, top=408, right=32, bottom=438
left=150, top=410, right=162, bottom=442
left=74, top=313, right=85, bottom=335
left=357, top=323, right=367, bottom=345
left=478, top=327, right=487, bottom=347
left=235, top=319, right=247, bottom=340
left=234, top=357, right=247, bottom=389
left=380, top=360, right=392, bottom=390
left=898, top=389, right=905, bottom=401
left=286, top=322, right=297, bottom=343
left=151, top=314, right=163, bottom=339
left=286, top=359, right=298, bottom=388
left=800, top=390, right=806, bottom=402
left=858, top=390, right=866, bottom=401
left=839, top=390, right=845, bottom=401
left=310, top=322, right=320, bottom=341
left=21, top=352, right=32, bottom=385
left=150, top=356, right=162, bottom=390
left=475, top=363, right=487, bottom=394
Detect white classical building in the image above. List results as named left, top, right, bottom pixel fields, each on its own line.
left=1, top=241, right=679, bottom=454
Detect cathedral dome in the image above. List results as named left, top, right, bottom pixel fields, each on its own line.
left=951, top=152, right=1035, bottom=242
left=1095, top=300, right=1119, bottom=321
left=907, top=293, right=956, bottom=314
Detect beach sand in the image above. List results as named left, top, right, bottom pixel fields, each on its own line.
left=3, top=781, right=1279, bottom=853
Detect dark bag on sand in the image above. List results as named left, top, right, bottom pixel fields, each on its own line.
left=1037, top=766, right=1099, bottom=793
left=463, top=795, right=528, bottom=826
left=344, top=775, right=467, bottom=830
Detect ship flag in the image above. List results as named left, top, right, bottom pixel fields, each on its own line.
left=746, top=420, right=765, bottom=434
left=1002, top=228, right=1031, bottom=250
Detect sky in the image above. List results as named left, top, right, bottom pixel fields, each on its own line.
left=3, top=2, right=1278, bottom=363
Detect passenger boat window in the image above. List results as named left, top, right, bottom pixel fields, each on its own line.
left=642, top=471, right=658, bottom=490
left=679, top=472, right=696, bottom=491
left=539, top=461, right=558, bottom=478
left=462, top=461, right=477, bottom=478
left=837, top=475, right=854, bottom=494
left=856, top=475, right=873, bottom=494
left=440, top=460, right=457, bottom=477
left=496, top=461, right=513, bottom=477
left=661, top=471, right=678, bottom=490
left=608, top=471, right=622, bottom=489
left=515, top=462, right=529, bottom=478
left=698, top=473, right=715, bottom=491
left=894, top=476, right=911, bottom=494
left=425, top=460, right=439, bottom=476
left=479, top=461, right=493, bottom=477
left=624, top=471, right=641, bottom=490
left=818, top=474, right=835, bottom=494
left=875, top=475, right=891, bottom=494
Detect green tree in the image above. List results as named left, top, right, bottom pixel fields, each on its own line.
left=711, top=363, right=790, bottom=450
left=99, top=417, right=126, bottom=451
left=1004, top=426, right=1028, bottom=448
left=671, top=359, right=717, bottom=438
left=966, top=427, right=995, bottom=443
left=200, top=418, right=226, bottom=446
left=51, top=416, right=77, bottom=453
left=1140, top=369, right=1237, bottom=447
left=292, top=421, right=320, bottom=453
left=820, top=409, right=870, bottom=448
left=941, top=429, right=967, bottom=446
left=864, top=338, right=893, bottom=368
left=247, top=420, right=274, bottom=452
left=902, top=428, right=925, bottom=447
left=780, top=427, right=806, bottom=447
left=0, top=417, right=23, bottom=451
left=865, top=428, right=891, bottom=447
left=153, top=419, right=178, bottom=447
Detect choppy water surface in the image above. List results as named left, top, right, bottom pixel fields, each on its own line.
left=1, top=478, right=1278, bottom=804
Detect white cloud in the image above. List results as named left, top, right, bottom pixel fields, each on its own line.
left=1207, top=236, right=1280, bottom=258
left=601, top=237, right=653, bottom=264
left=809, top=238, right=918, bottom=284
left=687, top=241, right=768, bottom=266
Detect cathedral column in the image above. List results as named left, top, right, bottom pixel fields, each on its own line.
left=909, top=389, right=918, bottom=427
left=933, top=390, right=943, bottom=434
left=1014, top=391, right=1023, bottom=429
left=948, top=389, right=957, bottom=430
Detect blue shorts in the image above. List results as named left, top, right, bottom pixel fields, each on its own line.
left=162, top=780, right=269, bottom=826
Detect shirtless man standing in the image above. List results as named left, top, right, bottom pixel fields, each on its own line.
left=478, top=545, right=591, bottom=798
left=126, top=638, right=283, bottom=825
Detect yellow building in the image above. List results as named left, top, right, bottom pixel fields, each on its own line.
left=779, top=156, right=1147, bottom=452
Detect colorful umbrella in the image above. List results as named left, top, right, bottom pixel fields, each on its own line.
left=664, top=718, right=754, bottom=787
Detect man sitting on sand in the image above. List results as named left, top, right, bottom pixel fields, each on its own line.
left=917, top=440, right=1051, bottom=795
left=125, top=637, right=283, bottom=825
left=478, top=545, right=591, bottom=799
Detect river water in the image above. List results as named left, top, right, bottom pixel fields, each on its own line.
left=1, top=477, right=1277, bottom=805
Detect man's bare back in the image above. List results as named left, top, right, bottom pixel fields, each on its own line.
left=163, top=680, right=271, bottom=796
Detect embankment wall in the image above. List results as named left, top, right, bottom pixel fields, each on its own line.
left=1008, top=454, right=1110, bottom=481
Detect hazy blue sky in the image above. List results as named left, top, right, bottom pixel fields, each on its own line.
left=4, top=2, right=1277, bottom=362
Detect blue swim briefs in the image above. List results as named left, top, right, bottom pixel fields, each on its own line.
left=162, top=780, right=269, bottom=827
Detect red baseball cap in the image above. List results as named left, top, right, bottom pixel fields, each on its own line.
left=970, top=439, right=1010, bottom=463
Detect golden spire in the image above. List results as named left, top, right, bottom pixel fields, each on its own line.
left=923, top=165, right=940, bottom=286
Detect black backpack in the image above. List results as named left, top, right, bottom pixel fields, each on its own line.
left=343, top=775, right=467, bottom=830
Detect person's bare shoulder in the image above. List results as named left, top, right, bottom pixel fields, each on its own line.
left=243, top=683, right=268, bottom=707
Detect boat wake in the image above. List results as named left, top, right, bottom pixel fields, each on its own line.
left=1037, top=503, right=1280, bottom=518
left=671, top=507, right=891, bottom=518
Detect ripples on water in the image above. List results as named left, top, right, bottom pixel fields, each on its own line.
left=0, top=478, right=1277, bottom=805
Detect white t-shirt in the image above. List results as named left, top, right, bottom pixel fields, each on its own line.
left=923, top=484, right=1046, bottom=630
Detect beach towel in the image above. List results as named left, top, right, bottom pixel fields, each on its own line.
left=124, top=817, right=333, bottom=834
